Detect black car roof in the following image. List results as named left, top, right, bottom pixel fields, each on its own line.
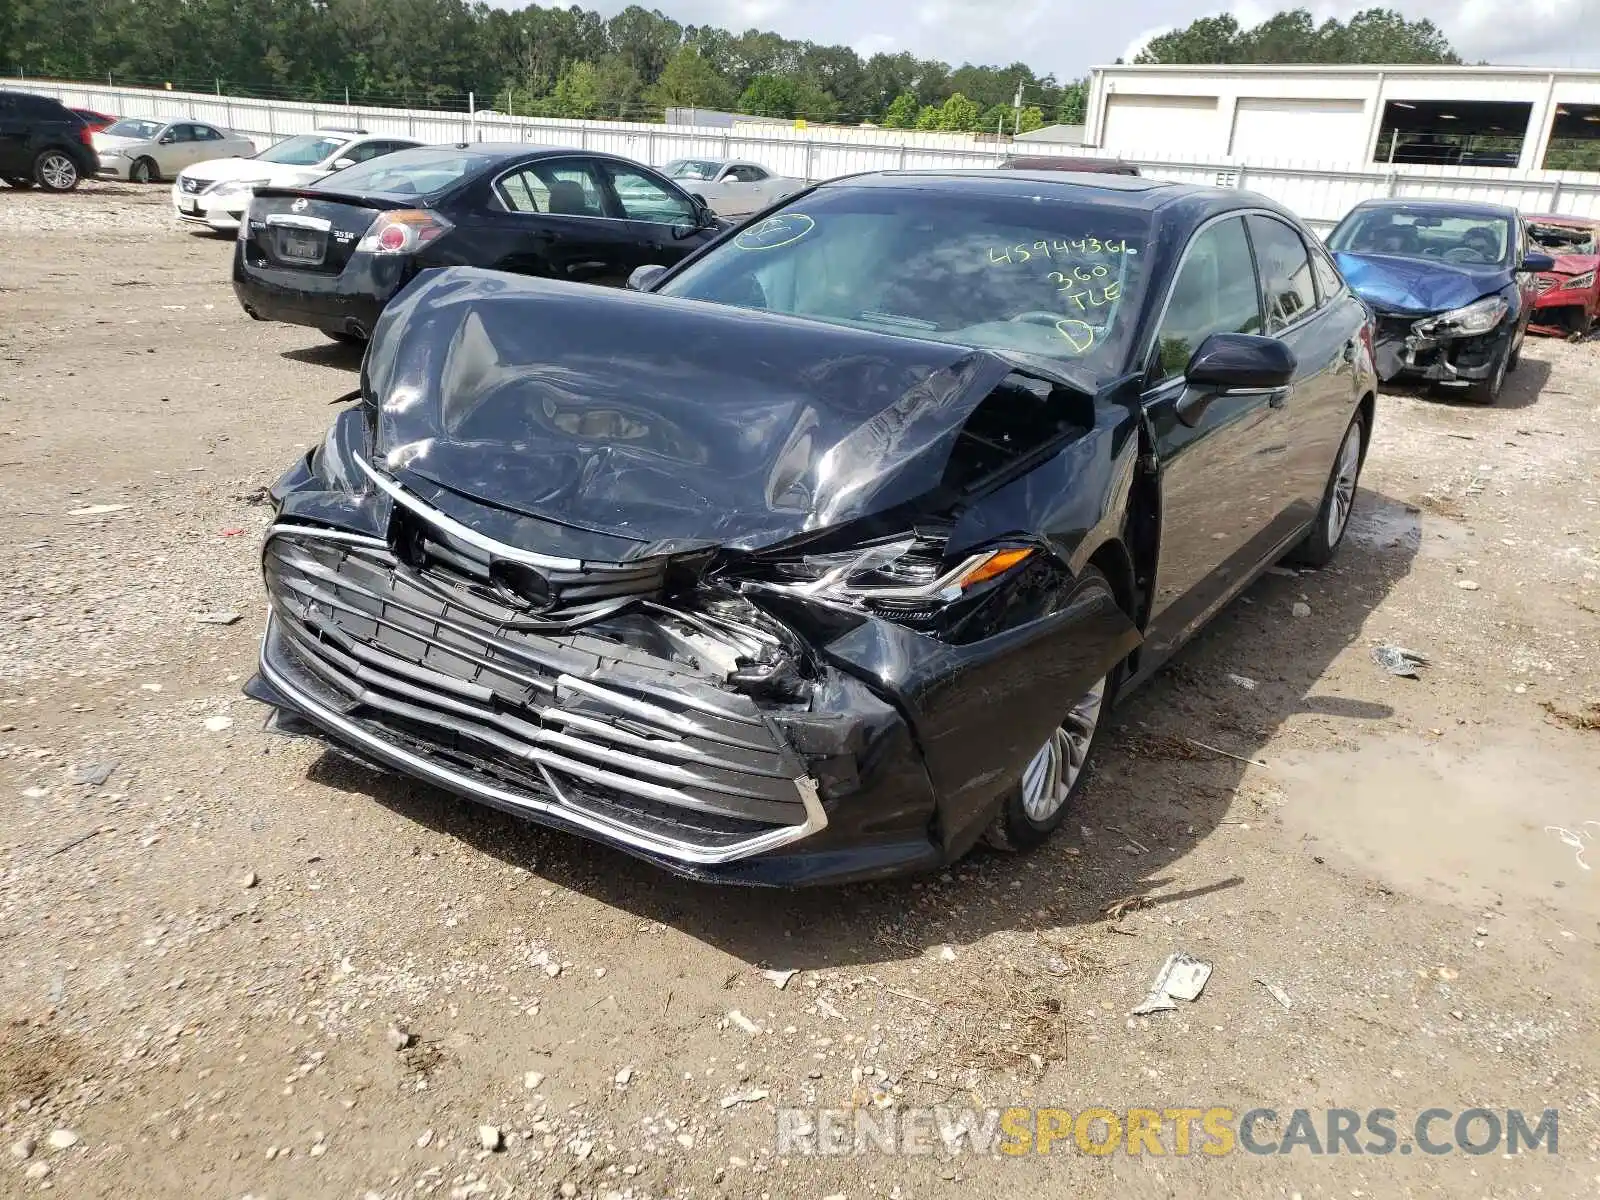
left=814, top=169, right=1292, bottom=221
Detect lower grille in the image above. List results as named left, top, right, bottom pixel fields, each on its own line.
left=261, top=526, right=825, bottom=859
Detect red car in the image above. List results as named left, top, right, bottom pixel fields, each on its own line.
left=70, top=108, right=116, bottom=133
left=1526, top=214, right=1600, bottom=337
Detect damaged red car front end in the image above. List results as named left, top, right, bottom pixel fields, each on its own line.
left=1527, top=216, right=1600, bottom=338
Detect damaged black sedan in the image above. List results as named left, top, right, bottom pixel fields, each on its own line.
left=246, top=171, right=1377, bottom=885
left=1327, top=199, right=1553, bottom=404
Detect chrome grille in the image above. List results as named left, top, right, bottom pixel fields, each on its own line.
left=261, top=526, right=821, bottom=854
left=1535, top=274, right=1559, bottom=293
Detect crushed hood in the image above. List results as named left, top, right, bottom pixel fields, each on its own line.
left=1544, top=253, right=1598, bottom=277
left=1334, top=251, right=1509, bottom=315
left=359, top=268, right=1027, bottom=559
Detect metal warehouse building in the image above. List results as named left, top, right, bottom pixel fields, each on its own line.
left=1083, top=65, right=1600, bottom=171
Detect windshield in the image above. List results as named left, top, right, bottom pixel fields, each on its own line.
left=255, top=134, right=346, bottom=166
left=1529, top=221, right=1597, bottom=255
left=665, top=159, right=720, bottom=180
left=1327, top=207, right=1512, bottom=267
left=317, top=148, right=489, bottom=195
left=656, top=184, right=1151, bottom=378
left=104, top=118, right=162, bottom=140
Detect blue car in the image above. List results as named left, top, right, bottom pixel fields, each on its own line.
left=1326, top=199, right=1554, bottom=404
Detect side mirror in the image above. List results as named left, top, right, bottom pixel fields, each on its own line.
left=331, top=157, right=356, bottom=171
left=158, top=133, right=175, bottom=144
left=1522, top=250, right=1556, bottom=273
left=627, top=264, right=667, bottom=291
left=1178, top=333, right=1296, bottom=426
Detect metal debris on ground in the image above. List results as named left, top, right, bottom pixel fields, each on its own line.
left=762, top=968, right=799, bottom=990
left=1130, top=952, right=1213, bottom=1016
left=1256, top=978, right=1293, bottom=1010
left=67, top=503, right=129, bottom=516
left=1372, top=645, right=1429, bottom=678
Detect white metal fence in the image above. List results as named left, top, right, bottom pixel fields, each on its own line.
left=19, top=78, right=1600, bottom=229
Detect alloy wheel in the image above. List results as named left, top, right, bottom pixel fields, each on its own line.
left=1020, top=675, right=1108, bottom=822
left=1326, top=422, right=1362, bottom=548
left=39, top=152, right=77, bottom=190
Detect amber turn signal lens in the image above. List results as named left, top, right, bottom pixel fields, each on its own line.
left=958, top=548, right=1034, bottom=589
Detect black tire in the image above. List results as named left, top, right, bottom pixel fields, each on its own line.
left=1288, top=409, right=1367, bottom=568
left=130, top=157, right=158, bottom=184
left=4, top=176, right=34, bottom=189
left=983, top=566, right=1122, bottom=853
left=33, top=149, right=81, bottom=192
left=325, top=330, right=365, bottom=345
left=1462, top=341, right=1509, bottom=405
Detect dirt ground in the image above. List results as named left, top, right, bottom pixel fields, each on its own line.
left=2, top=182, right=1599, bottom=1200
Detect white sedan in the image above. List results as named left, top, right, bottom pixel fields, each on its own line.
left=660, top=158, right=803, bottom=217
left=94, top=118, right=255, bottom=184
left=170, top=128, right=421, bottom=233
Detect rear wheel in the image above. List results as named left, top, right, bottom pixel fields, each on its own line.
left=34, top=150, right=81, bottom=192
left=130, top=157, right=157, bottom=184
left=984, top=567, right=1120, bottom=853
left=1289, top=410, right=1366, bottom=568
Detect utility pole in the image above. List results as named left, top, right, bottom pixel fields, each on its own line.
left=1012, top=79, right=1024, bottom=136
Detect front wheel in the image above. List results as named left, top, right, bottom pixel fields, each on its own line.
left=130, top=157, right=157, bottom=184
left=1289, top=411, right=1366, bottom=568
left=984, top=567, right=1120, bottom=853
left=1462, top=341, right=1509, bottom=405
left=34, top=150, right=81, bottom=192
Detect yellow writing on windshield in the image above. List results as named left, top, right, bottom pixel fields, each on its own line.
left=988, top=238, right=1133, bottom=264
left=1053, top=279, right=1122, bottom=311
left=1055, top=319, right=1096, bottom=353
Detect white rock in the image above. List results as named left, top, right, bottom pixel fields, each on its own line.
left=68, top=503, right=129, bottom=516
left=241, top=871, right=258, bottom=889
left=24, top=1162, right=50, bottom=1180
left=1291, top=602, right=1312, bottom=618
left=762, top=968, right=799, bottom=990
left=385, top=1023, right=414, bottom=1051
left=203, top=715, right=234, bottom=733
left=10, top=1137, right=35, bottom=1160
left=727, top=1009, right=762, bottom=1035
left=477, top=1125, right=503, bottom=1152
left=523, top=1071, right=545, bottom=1090
left=23, top=787, right=48, bottom=799
left=416, top=1129, right=434, bottom=1148
left=1457, top=580, right=1481, bottom=591
left=614, top=1066, right=634, bottom=1086
left=46, top=1129, right=79, bottom=1151
left=938, top=945, right=957, bottom=962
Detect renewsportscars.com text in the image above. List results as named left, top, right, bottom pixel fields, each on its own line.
left=775, top=1106, right=1559, bottom=1157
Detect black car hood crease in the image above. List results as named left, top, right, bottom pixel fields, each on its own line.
left=360, top=268, right=1033, bottom=561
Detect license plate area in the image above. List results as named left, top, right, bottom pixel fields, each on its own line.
left=181, top=199, right=199, bottom=214
left=276, top=228, right=326, bottom=265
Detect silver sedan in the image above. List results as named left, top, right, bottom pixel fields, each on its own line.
left=94, top=118, right=255, bottom=184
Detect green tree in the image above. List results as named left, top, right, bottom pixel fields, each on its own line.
left=646, top=44, right=733, bottom=110
left=738, top=73, right=798, bottom=118
left=1017, top=105, right=1045, bottom=133
left=936, top=91, right=981, bottom=132
left=882, top=91, right=919, bottom=128
left=914, top=104, right=940, bottom=131
left=1137, top=7, right=1459, bottom=65
left=548, top=59, right=603, bottom=118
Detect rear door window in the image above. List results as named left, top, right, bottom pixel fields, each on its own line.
left=1247, top=214, right=1319, bottom=333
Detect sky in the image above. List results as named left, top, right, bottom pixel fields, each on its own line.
left=522, top=0, right=1600, bottom=79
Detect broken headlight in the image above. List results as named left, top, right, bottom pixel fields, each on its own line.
left=1414, top=296, right=1508, bottom=338
left=764, top=537, right=1035, bottom=622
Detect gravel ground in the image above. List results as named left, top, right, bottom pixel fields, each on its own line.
left=2, top=181, right=1599, bottom=1199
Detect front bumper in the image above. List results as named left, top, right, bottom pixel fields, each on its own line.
left=1371, top=311, right=1512, bottom=385
left=96, top=152, right=133, bottom=180
left=171, top=183, right=245, bottom=230
left=245, top=420, right=1136, bottom=885
left=232, top=243, right=404, bottom=339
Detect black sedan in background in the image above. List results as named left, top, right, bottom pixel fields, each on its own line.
left=232, top=144, right=726, bottom=344
left=247, top=171, right=1377, bottom=885
left=1327, top=199, right=1554, bottom=403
